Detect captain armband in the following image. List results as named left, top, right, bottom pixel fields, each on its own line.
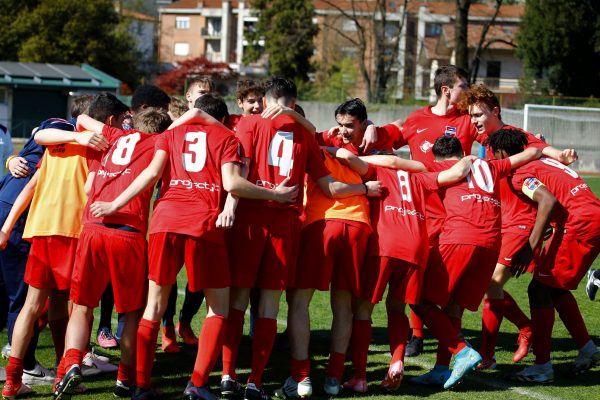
left=521, top=177, right=545, bottom=200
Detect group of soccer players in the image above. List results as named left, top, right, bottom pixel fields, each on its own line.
left=0, top=64, right=599, bottom=400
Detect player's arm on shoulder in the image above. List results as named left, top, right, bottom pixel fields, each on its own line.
left=261, top=105, right=316, bottom=134
left=323, top=147, right=369, bottom=176
left=34, top=128, right=109, bottom=151
left=89, top=150, right=167, bottom=217
left=221, top=162, right=298, bottom=203
left=0, top=171, right=39, bottom=250
left=541, top=146, right=578, bottom=165
left=437, top=155, right=474, bottom=186
left=508, top=147, right=542, bottom=169
left=168, top=108, right=228, bottom=131
left=360, top=154, right=426, bottom=172
left=316, top=175, right=381, bottom=198
left=77, top=114, right=105, bottom=134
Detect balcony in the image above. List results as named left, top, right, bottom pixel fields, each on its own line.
left=474, top=77, right=520, bottom=93
left=201, top=27, right=221, bottom=39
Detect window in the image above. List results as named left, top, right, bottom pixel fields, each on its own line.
left=425, top=23, right=442, bottom=37
left=342, top=19, right=357, bottom=32
left=174, top=42, right=190, bottom=56
left=486, top=61, right=501, bottom=78
left=176, top=16, right=190, bottom=29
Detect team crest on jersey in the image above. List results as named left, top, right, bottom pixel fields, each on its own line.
left=419, top=140, right=433, bottom=153
left=444, top=126, right=457, bottom=137
left=524, top=177, right=542, bottom=191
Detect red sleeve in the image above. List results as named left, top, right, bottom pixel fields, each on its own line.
left=380, top=123, right=401, bottom=143
left=363, top=164, right=378, bottom=181
left=155, top=130, right=170, bottom=153
left=524, top=132, right=550, bottom=151
left=305, top=134, right=331, bottom=181
left=220, top=133, right=242, bottom=166
left=412, top=171, right=440, bottom=192
left=315, top=130, right=335, bottom=146
left=392, top=123, right=409, bottom=149
left=235, top=117, right=255, bottom=160
left=490, top=157, right=513, bottom=181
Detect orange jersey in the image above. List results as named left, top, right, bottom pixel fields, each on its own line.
left=23, top=143, right=89, bottom=239
left=303, top=151, right=370, bottom=227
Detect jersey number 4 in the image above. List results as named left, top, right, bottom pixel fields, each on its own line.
left=183, top=131, right=207, bottom=172
left=268, top=131, right=294, bottom=177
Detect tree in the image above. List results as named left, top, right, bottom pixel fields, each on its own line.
left=318, top=0, right=409, bottom=103
left=155, top=57, right=235, bottom=95
left=244, top=0, right=319, bottom=82
left=454, top=0, right=472, bottom=71
left=517, top=0, right=600, bottom=97
left=0, top=0, right=142, bottom=89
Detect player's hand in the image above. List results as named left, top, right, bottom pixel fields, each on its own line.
left=261, top=104, right=292, bottom=120
left=216, top=208, right=235, bottom=229
left=359, top=123, right=378, bottom=154
left=458, top=155, right=476, bottom=176
left=365, top=180, right=382, bottom=197
left=0, top=231, right=8, bottom=251
left=327, top=126, right=340, bottom=138
left=557, top=148, right=578, bottom=165
left=89, top=201, right=117, bottom=217
left=510, top=242, right=535, bottom=278
left=76, top=132, right=109, bottom=151
left=8, top=156, right=30, bottom=178
left=274, top=177, right=299, bottom=203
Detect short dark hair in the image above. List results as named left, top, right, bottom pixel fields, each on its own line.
left=132, top=108, right=172, bottom=134
left=194, top=93, right=229, bottom=122
left=486, top=128, right=528, bottom=156
left=433, top=65, right=469, bottom=97
left=71, top=95, right=94, bottom=118
left=335, top=98, right=367, bottom=122
left=131, top=84, right=170, bottom=112
left=432, top=135, right=464, bottom=160
left=264, top=77, right=297, bottom=103
left=236, top=79, right=264, bottom=102
left=187, top=77, right=214, bottom=95
left=88, top=93, right=129, bottom=124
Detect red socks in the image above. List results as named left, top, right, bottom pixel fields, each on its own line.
left=248, top=318, right=277, bottom=387
left=49, top=316, right=69, bottom=364
left=191, top=316, right=227, bottom=387
left=503, top=291, right=531, bottom=330
left=349, top=319, right=371, bottom=379
left=222, top=308, right=245, bottom=379
left=291, top=358, right=311, bottom=382
left=388, top=311, right=409, bottom=364
left=136, top=318, right=160, bottom=390
left=5, top=357, right=24, bottom=385
left=118, top=362, right=136, bottom=386
left=480, top=298, right=504, bottom=360
left=63, top=348, right=83, bottom=373
left=531, top=307, right=554, bottom=364
left=419, top=306, right=465, bottom=366
left=326, top=352, right=345, bottom=381
left=409, top=309, right=424, bottom=338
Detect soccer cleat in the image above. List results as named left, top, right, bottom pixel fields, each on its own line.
left=405, top=336, right=424, bottom=357
left=476, top=358, right=497, bottom=371
left=273, top=376, right=312, bottom=399
left=508, top=362, right=554, bottom=383
left=323, top=377, right=340, bottom=396
left=183, top=381, right=218, bottom=400
left=2, top=381, right=33, bottom=400
left=342, top=377, right=367, bottom=393
left=53, top=364, right=82, bottom=400
left=114, top=380, right=135, bottom=398
left=132, top=387, right=163, bottom=399
left=97, top=327, right=119, bottom=349
left=161, top=326, right=180, bottom=353
left=444, top=347, right=482, bottom=389
left=410, top=365, right=451, bottom=387
left=220, top=375, right=243, bottom=398
left=244, top=383, right=271, bottom=400
left=512, top=327, right=532, bottom=363
left=177, top=322, right=199, bottom=346
left=22, top=362, right=56, bottom=385
left=585, top=269, right=600, bottom=301
left=1, top=344, right=10, bottom=360
left=380, top=360, right=404, bottom=391
left=571, top=341, right=600, bottom=375
left=83, top=351, right=118, bottom=373
left=89, top=348, right=111, bottom=363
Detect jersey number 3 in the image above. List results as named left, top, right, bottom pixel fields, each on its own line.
left=269, top=131, right=294, bottom=177
left=183, top=131, right=207, bottom=172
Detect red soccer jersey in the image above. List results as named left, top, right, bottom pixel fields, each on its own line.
left=482, top=125, right=549, bottom=160
left=149, top=123, right=241, bottom=240
left=510, top=157, right=600, bottom=239
left=367, top=166, right=439, bottom=266
left=316, top=124, right=399, bottom=155
left=236, top=114, right=330, bottom=214
left=432, top=157, right=512, bottom=248
left=226, top=114, right=243, bottom=131
left=394, top=106, right=479, bottom=168
left=83, top=126, right=157, bottom=234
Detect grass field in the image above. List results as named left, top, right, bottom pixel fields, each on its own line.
left=2, top=178, right=600, bottom=400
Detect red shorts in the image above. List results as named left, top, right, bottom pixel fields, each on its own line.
left=535, top=229, right=600, bottom=290
left=24, top=236, right=78, bottom=290
left=498, top=232, right=537, bottom=272
left=292, top=220, right=369, bottom=296
left=148, top=232, right=229, bottom=291
left=70, top=225, right=147, bottom=313
left=361, top=256, right=422, bottom=305
left=228, top=208, right=300, bottom=290
left=422, top=244, right=499, bottom=311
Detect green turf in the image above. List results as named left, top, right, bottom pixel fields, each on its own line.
left=2, top=178, right=600, bottom=399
